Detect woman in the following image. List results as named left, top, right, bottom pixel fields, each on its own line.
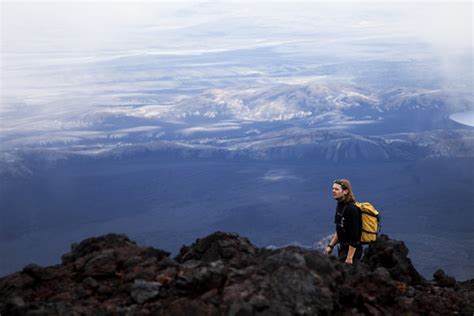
left=323, top=179, right=363, bottom=264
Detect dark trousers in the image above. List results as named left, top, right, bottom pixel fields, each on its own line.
left=337, top=243, right=363, bottom=263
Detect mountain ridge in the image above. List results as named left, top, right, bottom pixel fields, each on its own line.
left=1, top=82, right=471, bottom=151
left=1, top=128, right=472, bottom=178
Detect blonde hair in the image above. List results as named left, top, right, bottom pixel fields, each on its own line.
left=334, top=179, right=356, bottom=203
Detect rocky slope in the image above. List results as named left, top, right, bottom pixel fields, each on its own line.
left=0, top=232, right=472, bottom=315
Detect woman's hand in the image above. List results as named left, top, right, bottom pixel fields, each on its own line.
left=324, top=245, right=333, bottom=256
left=345, top=257, right=353, bottom=264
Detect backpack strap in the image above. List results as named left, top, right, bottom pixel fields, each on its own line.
left=361, top=229, right=377, bottom=235
left=336, top=204, right=347, bottom=228
left=337, top=204, right=348, bottom=218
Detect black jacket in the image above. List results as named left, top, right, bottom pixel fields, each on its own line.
left=334, top=201, right=362, bottom=248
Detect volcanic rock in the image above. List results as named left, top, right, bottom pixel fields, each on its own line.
left=175, top=231, right=257, bottom=264
left=433, top=269, right=457, bottom=288
left=0, top=232, right=472, bottom=315
left=361, top=234, right=425, bottom=285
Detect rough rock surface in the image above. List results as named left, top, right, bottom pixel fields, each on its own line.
left=0, top=232, right=472, bottom=315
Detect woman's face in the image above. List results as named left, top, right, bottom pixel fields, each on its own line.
left=332, top=183, right=347, bottom=200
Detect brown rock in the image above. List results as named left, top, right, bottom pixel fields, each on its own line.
left=1, top=232, right=472, bottom=315
left=83, top=250, right=117, bottom=277
left=433, top=269, right=456, bottom=288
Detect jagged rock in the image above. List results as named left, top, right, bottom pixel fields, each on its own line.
left=175, top=231, right=257, bottom=264
left=61, top=233, right=135, bottom=264
left=83, top=249, right=117, bottom=277
left=0, top=232, right=472, bottom=315
left=22, top=264, right=55, bottom=281
left=0, top=273, right=35, bottom=292
left=82, top=277, right=99, bottom=289
left=130, top=279, right=161, bottom=304
left=433, top=269, right=456, bottom=288
left=362, top=234, right=425, bottom=285
left=220, top=247, right=339, bottom=315
left=406, top=285, right=416, bottom=298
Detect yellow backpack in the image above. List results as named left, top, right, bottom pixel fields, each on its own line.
left=355, top=202, right=380, bottom=244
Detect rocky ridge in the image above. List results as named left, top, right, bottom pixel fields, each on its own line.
left=0, top=232, right=473, bottom=315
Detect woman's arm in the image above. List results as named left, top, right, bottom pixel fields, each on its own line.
left=345, top=245, right=356, bottom=264
left=324, top=233, right=338, bottom=255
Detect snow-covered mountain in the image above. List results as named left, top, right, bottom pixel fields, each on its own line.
left=122, top=83, right=463, bottom=123
left=3, top=81, right=468, bottom=149
left=2, top=128, right=472, bottom=178
left=76, top=128, right=474, bottom=162
left=1, top=81, right=472, bottom=177
left=158, top=83, right=377, bottom=121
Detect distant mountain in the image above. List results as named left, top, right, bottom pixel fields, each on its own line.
left=1, top=81, right=472, bottom=176
left=1, top=128, right=472, bottom=178
left=82, top=128, right=474, bottom=162
left=1, top=82, right=471, bottom=152
left=161, top=83, right=377, bottom=121
left=137, top=83, right=465, bottom=125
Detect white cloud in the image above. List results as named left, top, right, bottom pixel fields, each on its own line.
left=2, top=2, right=470, bottom=56
left=0, top=1, right=472, bottom=142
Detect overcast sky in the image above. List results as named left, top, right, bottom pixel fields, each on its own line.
left=2, top=2, right=471, bottom=55
left=0, top=1, right=472, bottom=134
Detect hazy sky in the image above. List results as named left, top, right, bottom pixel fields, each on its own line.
left=2, top=1, right=472, bottom=86
left=2, top=2, right=472, bottom=53
left=0, top=1, right=472, bottom=137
